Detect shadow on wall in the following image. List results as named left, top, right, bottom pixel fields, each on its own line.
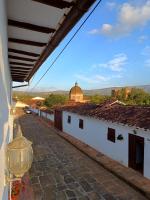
left=0, top=70, right=10, bottom=148
left=0, top=33, right=11, bottom=148
left=2, top=186, right=9, bottom=200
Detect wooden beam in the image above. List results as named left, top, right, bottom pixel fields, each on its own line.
left=12, top=75, right=26, bottom=78
left=12, top=79, right=25, bottom=82
left=32, top=0, right=74, bottom=9
left=12, top=78, right=25, bottom=82
left=11, top=73, right=28, bottom=76
left=11, top=72, right=29, bottom=75
left=11, top=68, right=31, bottom=72
left=8, top=19, right=55, bottom=34
left=11, top=69, right=30, bottom=73
left=9, top=38, right=46, bottom=47
left=27, top=0, right=96, bottom=81
left=10, top=66, right=32, bottom=70
left=9, top=55, right=37, bottom=62
left=10, top=62, right=34, bottom=66
left=8, top=48, right=40, bottom=57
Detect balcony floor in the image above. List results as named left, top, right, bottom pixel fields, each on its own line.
left=17, top=111, right=147, bottom=200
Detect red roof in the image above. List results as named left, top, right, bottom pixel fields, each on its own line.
left=59, top=101, right=150, bottom=130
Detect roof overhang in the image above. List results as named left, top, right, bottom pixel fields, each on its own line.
left=7, top=0, right=96, bottom=82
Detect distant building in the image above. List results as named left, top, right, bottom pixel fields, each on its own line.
left=111, top=89, right=120, bottom=98
left=31, top=97, right=45, bottom=108
left=31, top=97, right=45, bottom=101
left=112, top=87, right=132, bottom=99
left=69, top=82, right=89, bottom=103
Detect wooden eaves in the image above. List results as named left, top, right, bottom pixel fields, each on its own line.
left=26, top=0, right=96, bottom=81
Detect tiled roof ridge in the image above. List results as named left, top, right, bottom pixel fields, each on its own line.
left=60, top=100, right=150, bottom=130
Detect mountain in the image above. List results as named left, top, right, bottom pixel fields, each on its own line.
left=13, top=85, right=150, bottom=97
left=84, top=85, right=150, bottom=96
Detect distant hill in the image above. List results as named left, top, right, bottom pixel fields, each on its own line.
left=84, top=85, right=150, bottom=96
left=13, top=85, right=150, bottom=97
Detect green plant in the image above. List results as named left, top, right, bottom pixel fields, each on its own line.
left=117, top=134, right=124, bottom=140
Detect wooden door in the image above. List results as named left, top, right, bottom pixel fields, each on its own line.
left=128, top=134, right=144, bottom=174
left=54, top=110, right=62, bottom=131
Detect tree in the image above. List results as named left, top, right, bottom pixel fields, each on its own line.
left=112, top=87, right=150, bottom=105
left=44, top=94, right=68, bottom=108
left=127, top=88, right=150, bottom=105
left=89, top=94, right=110, bottom=104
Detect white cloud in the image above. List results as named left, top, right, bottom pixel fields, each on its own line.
left=138, top=35, right=148, bottom=43
left=88, top=29, right=99, bottom=35
left=141, top=46, right=150, bottom=68
left=101, top=24, right=113, bottom=35
left=142, top=46, right=150, bottom=55
left=89, top=1, right=150, bottom=37
left=97, top=53, right=127, bottom=72
left=112, top=74, right=123, bottom=78
left=74, top=74, right=110, bottom=84
left=106, top=1, right=116, bottom=10
left=74, top=72, right=123, bottom=84
left=145, top=59, right=150, bottom=67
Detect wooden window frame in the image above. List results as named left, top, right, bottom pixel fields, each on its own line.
left=67, top=115, right=71, bottom=124
left=107, top=128, right=115, bottom=143
left=79, top=119, right=84, bottom=129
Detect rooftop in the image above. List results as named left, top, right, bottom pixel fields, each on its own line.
left=58, top=100, right=150, bottom=130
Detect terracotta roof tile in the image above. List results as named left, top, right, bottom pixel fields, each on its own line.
left=59, top=101, right=150, bottom=130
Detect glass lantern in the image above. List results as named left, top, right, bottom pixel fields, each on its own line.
left=6, top=136, right=33, bottom=178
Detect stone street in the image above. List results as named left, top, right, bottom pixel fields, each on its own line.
left=19, top=112, right=147, bottom=200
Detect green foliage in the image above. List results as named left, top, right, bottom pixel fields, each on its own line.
left=114, top=88, right=150, bottom=105
left=89, top=94, right=111, bottom=104
left=13, top=92, right=33, bottom=103
left=44, top=94, right=68, bottom=108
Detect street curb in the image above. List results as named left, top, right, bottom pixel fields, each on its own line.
left=35, top=115, right=150, bottom=199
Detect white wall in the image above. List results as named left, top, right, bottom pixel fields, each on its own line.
left=41, top=111, right=47, bottom=118
left=30, top=108, right=39, bottom=114
left=63, top=111, right=150, bottom=179
left=0, top=0, right=12, bottom=199
left=47, top=113, right=54, bottom=121
left=31, top=109, right=54, bottom=121
left=15, top=101, right=29, bottom=108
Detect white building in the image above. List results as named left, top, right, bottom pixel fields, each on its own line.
left=0, top=0, right=95, bottom=199
left=54, top=101, right=150, bottom=179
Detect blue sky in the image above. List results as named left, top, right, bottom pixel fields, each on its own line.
left=24, top=0, right=150, bottom=91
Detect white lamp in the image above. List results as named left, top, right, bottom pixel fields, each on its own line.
left=6, top=135, right=33, bottom=180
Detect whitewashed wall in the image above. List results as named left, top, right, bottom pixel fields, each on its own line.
left=63, top=111, right=150, bottom=179
left=30, top=108, right=39, bottom=114
left=41, top=111, right=47, bottom=118
left=46, top=113, right=54, bottom=121
left=31, top=109, right=54, bottom=122
left=0, top=0, right=12, bottom=199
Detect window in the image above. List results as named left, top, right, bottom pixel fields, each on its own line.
left=79, top=119, right=84, bottom=129
left=107, top=128, right=115, bottom=143
left=67, top=116, right=71, bottom=124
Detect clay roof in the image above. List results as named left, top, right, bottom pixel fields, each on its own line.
left=59, top=100, right=150, bottom=130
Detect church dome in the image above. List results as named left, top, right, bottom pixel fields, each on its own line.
left=69, top=82, right=83, bottom=96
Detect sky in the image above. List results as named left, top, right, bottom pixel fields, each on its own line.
left=18, top=0, right=150, bottom=91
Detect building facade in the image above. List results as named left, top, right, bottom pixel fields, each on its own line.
left=69, top=82, right=84, bottom=102
left=0, top=0, right=13, bottom=198
left=0, top=0, right=96, bottom=198
left=54, top=102, right=150, bottom=179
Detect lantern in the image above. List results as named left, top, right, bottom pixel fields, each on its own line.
left=6, top=136, right=33, bottom=178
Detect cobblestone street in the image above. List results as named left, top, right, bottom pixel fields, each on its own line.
left=19, top=113, right=148, bottom=200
